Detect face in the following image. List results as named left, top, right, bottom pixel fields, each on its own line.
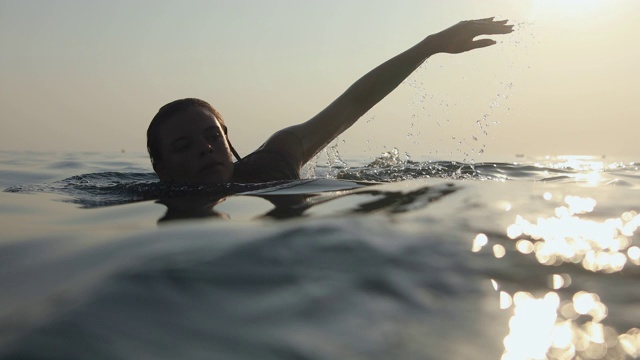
left=154, top=107, right=234, bottom=184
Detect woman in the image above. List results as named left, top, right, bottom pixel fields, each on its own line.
left=146, top=18, right=513, bottom=184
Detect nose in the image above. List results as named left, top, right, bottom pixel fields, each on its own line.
left=198, top=138, right=214, bottom=156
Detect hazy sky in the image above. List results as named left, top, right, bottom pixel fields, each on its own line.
left=1, top=0, right=638, bottom=160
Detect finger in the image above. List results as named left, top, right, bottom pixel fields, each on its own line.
left=470, top=39, right=497, bottom=50
left=473, top=23, right=514, bottom=35
left=492, top=24, right=514, bottom=34
left=471, top=17, right=508, bottom=25
left=470, top=18, right=511, bottom=28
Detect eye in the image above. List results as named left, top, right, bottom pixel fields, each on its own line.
left=171, top=139, right=191, bottom=152
left=204, top=130, right=222, bottom=143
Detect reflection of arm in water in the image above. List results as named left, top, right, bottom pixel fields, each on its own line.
left=262, top=18, right=514, bottom=169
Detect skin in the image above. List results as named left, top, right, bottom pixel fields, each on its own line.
left=153, top=18, right=513, bottom=184
left=154, top=107, right=234, bottom=184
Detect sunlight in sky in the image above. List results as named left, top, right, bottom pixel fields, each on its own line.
left=529, top=0, right=609, bottom=19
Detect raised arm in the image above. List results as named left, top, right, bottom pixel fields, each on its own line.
left=262, top=18, right=514, bottom=168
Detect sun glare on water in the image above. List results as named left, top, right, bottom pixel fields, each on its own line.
left=474, top=189, right=640, bottom=359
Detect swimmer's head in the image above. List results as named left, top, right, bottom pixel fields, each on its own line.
left=147, top=98, right=241, bottom=184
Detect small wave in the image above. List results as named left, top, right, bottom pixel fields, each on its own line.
left=4, top=172, right=300, bottom=209
left=333, top=150, right=640, bottom=188
left=338, top=161, right=486, bottom=182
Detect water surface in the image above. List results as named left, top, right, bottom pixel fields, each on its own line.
left=1, top=150, right=639, bottom=359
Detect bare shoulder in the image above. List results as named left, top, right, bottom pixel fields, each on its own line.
left=259, top=126, right=306, bottom=167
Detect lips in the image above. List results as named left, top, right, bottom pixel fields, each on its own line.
left=200, top=161, right=224, bottom=173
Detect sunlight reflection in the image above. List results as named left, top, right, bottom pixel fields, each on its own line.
left=629, top=246, right=640, bottom=265
left=495, top=192, right=640, bottom=359
left=502, top=292, right=559, bottom=360
left=550, top=273, right=571, bottom=290
left=577, top=171, right=602, bottom=186
left=508, top=195, right=639, bottom=273
left=572, top=291, right=608, bottom=323
left=472, top=233, right=488, bottom=252
left=515, top=239, right=534, bottom=254
left=491, top=279, right=500, bottom=291
left=497, top=288, right=640, bottom=360
left=493, top=244, right=507, bottom=258
left=550, top=320, right=573, bottom=349
left=544, top=155, right=605, bottom=172
left=500, top=291, right=513, bottom=310
left=538, top=155, right=612, bottom=186
left=619, top=329, right=640, bottom=358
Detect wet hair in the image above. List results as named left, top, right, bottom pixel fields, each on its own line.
left=146, top=98, right=241, bottom=170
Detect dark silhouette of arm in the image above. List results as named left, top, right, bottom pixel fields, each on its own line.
left=260, top=18, right=514, bottom=168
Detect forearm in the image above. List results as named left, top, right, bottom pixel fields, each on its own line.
left=290, top=36, right=442, bottom=161
left=346, top=35, right=441, bottom=117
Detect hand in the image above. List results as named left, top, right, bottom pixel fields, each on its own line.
left=429, top=18, right=514, bottom=54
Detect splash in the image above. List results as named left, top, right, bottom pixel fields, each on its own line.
left=335, top=148, right=493, bottom=182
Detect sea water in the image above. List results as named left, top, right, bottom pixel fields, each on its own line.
left=1, top=150, right=639, bottom=360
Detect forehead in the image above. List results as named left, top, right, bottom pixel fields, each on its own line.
left=158, top=107, right=223, bottom=140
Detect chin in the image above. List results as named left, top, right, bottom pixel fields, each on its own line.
left=197, top=171, right=231, bottom=184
